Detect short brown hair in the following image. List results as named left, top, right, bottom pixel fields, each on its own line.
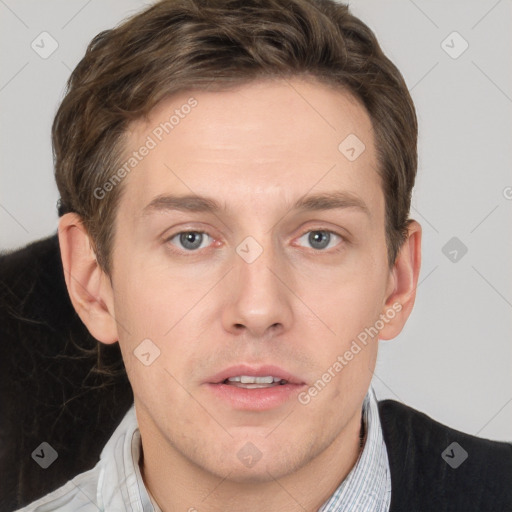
left=53, top=0, right=417, bottom=273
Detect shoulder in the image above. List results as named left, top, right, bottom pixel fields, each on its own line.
left=14, top=404, right=140, bottom=512
left=13, top=467, right=100, bottom=511
left=378, top=399, right=512, bottom=512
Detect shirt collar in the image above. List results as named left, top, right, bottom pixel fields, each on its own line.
left=98, top=384, right=390, bottom=511
left=96, top=405, right=154, bottom=511
left=317, top=385, right=391, bottom=512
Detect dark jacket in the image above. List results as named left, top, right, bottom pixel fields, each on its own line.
left=1, top=235, right=511, bottom=511
left=379, top=399, right=512, bottom=512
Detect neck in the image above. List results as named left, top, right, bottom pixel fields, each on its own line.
left=139, top=408, right=363, bottom=512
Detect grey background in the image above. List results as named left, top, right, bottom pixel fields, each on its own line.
left=1, top=0, right=510, bottom=440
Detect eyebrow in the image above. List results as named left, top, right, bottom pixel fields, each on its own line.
left=142, top=191, right=370, bottom=216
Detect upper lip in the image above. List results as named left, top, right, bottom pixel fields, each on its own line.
left=206, top=364, right=305, bottom=385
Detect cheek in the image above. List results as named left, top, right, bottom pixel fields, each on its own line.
left=301, top=262, right=387, bottom=341
left=111, top=254, right=213, bottom=380
left=112, top=244, right=190, bottom=328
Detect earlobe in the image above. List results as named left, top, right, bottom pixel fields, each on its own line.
left=379, top=220, right=422, bottom=341
left=58, top=213, right=118, bottom=344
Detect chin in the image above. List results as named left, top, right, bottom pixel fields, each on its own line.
left=218, top=459, right=298, bottom=484
left=201, top=440, right=312, bottom=484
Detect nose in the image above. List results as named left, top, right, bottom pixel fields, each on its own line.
left=221, top=238, right=294, bottom=340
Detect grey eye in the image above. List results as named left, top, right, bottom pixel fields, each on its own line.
left=170, top=231, right=212, bottom=251
left=296, top=230, right=341, bottom=250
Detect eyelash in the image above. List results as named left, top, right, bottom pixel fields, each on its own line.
left=165, top=229, right=346, bottom=254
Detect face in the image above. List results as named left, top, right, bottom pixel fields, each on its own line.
left=86, top=78, right=406, bottom=482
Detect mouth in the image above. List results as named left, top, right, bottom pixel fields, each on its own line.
left=205, top=365, right=306, bottom=410
left=207, top=364, right=305, bottom=387
left=221, top=375, right=290, bottom=389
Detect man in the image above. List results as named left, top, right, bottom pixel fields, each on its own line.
left=16, top=0, right=511, bottom=510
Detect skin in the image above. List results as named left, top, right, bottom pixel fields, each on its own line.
left=59, top=77, right=421, bottom=511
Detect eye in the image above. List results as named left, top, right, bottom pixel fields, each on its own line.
left=296, top=230, right=343, bottom=251
left=167, top=231, right=213, bottom=251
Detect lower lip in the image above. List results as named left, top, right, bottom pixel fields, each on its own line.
left=205, top=382, right=305, bottom=411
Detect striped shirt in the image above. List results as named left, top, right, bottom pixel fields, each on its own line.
left=318, top=385, right=391, bottom=511
left=16, top=385, right=390, bottom=511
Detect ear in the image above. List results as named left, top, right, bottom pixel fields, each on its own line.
left=58, top=213, right=118, bottom=344
left=379, top=220, right=422, bottom=340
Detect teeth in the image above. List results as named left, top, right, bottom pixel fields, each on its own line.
left=235, top=383, right=276, bottom=389
left=226, top=375, right=288, bottom=385
left=242, top=375, right=273, bottom=384
left=227, top=375, right=274, bottom=384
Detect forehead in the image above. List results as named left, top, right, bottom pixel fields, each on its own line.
left=119, top=77, right=382, bottom=221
